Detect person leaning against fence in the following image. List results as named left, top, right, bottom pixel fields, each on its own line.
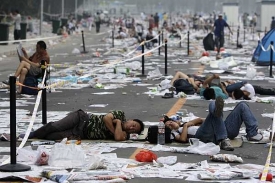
left=18, top=110, right=144, bottom=141
left=3, top=41, right=50, bottom=93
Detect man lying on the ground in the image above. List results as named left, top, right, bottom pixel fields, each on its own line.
left=221, top=80, right=275, bottom=100
left=18, top=110, right=144, bottom=141
left=200, top=74, right=228, bottom=100
left=3, top=41, right=50, bottom=93
left=165, top=97, right=263, bottom=151
left=161, top=71, right=204, bottom=98
left=170, top=71, right=204, bottom=94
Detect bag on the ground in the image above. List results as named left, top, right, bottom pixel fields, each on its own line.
left=21, top=76, right=38, bottom=95
left=146, top=125, right=172, bottom=144
left=203, top=33, right=215, bottom=51
left=174, top=79, right=195, bottom=94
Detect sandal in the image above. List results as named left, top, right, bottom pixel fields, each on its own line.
left=162, top=92, right=174, bottom=99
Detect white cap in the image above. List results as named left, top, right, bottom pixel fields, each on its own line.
left=218, top=14, right=223, bottom=17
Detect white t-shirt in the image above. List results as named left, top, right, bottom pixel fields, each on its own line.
left=241, top=83, right=255, bottom=99
left=170, top=126, right=199, bottom=140
left=119, top=31, right=127, bottom=38
left=14, top=14, right=21, bottom=30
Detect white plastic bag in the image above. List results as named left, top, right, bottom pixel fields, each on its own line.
left=17, top=146, right=37, bottom=163
left=147, top=67, right=162, bottom=80
left=48, top=142, right=86, bottom=168
left=171, top=138, right=220, bottom=155
left=125, top=61, right=141, bottom=70
left=246, top=65, right=257, bottom=79
left=87, top=155, right=106, bottom=170
left=72, top=48, right=80, bottom=54
left=157, top=156, right=177, bottom=165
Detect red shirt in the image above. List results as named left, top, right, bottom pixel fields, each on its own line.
left=29, top=50, right=50, bottom=64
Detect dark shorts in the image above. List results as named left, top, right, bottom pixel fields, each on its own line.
left=28, top=65, right=41, bottom=76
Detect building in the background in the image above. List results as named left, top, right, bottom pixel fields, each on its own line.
left=256, top=0, right=275, bottom=31
left=222, top=2, right=239, bottom=27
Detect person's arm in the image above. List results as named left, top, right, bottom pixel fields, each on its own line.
left=188, top=78, right=199, bottom=90
left=103, top=113, right=115, bottom=134
left=113, top=119, right=127, bottom=141
left=176, top=118, right=203, bottom=142
left=220, top=83, right=229, bottom=96
left=20, top=56, right=40, bottom=67
left=202, top=74, right=219, bottom=88
left=21, top=48, right=28, bottom=58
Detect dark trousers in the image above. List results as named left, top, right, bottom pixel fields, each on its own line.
left=215, top=35, right=224, bottom=53
left=33, top=109, right=89, bottom=140
left=95, top=22, right=100, bottom=33
left=14, top=29, right=21, bottom=40
left=253, top=85, right=275, bottom=95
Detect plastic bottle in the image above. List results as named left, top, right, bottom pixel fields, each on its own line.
left=157, top=121, right=165, bottom=145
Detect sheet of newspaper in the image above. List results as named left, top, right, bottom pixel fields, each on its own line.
left=17, top=43, right=24, bottom=61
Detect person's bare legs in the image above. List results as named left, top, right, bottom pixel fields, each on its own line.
left=14, top=61, right=30, bottom=77
left=170, top=71, right=189, bottom=85
left=18, top=68, right=28, bottom=93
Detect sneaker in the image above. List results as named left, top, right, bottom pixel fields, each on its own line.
left=214, top=96, right=224, bottom=117
left=162, top=92, right=174, bottom=99
left=220, top=138, right=234, bottom=151
left=2, top=80, right=9, bottom=85
left=247, top=133, right=263, bottom=141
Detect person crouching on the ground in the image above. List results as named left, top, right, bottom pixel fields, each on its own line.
left=165, top=97, right=263, bottom=151
left=19, top=110, right=144, bottom=141
left=200, top=74, right=229, bottom=100
left=5, top=41, right=50, bottom=93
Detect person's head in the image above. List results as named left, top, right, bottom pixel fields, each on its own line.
left=232, top=89, right=244, bottom=100
left=123, top=119, right=144, bottom=134
left=165, top=120, right=180, bottom=130
left=273, top=16, right=275, bottom=20
left=218, top=14, right=223, bottom=20
left=203, top=88, right=216, bottom=100
left=194, top=79, right=203, bottom=88
left=36, top=41, right=47, bottom=53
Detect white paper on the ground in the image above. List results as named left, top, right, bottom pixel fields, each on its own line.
left=89, top=104, right=108, bottom=107
left=91, top=92, right=115, bottom=95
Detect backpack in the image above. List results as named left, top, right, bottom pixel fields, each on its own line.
left=203, top=33, right=215, bottom=51
left=174, top=79, right=195, bottom=94
left=146, top=125, right=172, bottom=144
left=21, top=76, right=38, bottom=95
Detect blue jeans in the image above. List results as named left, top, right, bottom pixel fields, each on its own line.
left=195, top=101, right=258, bottom=143
left=225, top=81, right=247, bottom=93
left=195, top=101, right=227, bottom=144
left=225, top=102, right=258, bottom=139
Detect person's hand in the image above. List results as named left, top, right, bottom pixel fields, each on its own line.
left=22, top=48, right=27, bottom=54
left=19, top=56, right=26, bottom=61
left=113, top=119, right=121, bottom=124
left=213, top=74, right=220, bottom=79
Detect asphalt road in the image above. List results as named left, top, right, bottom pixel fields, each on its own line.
left=0, top=26, right=274, bottom=182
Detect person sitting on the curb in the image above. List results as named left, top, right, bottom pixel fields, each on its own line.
left=3, top=41, right=50, bottom=93
left=165, top=97, right=263, bottom=151
left=200, top=74, right=228, bottom=100
left=18, top=110, right=144, bottom=141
